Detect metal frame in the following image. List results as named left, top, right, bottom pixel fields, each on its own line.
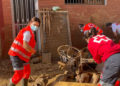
left=39, top=10, right=72, bottom=55
left=10, top=0, right=16, bottom=39
left=66, top=12, right=72, bottom=46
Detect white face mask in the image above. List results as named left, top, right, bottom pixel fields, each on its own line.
left=30, top=24, right=38, bottom=31
left=80, top=29, right=83, bottom=32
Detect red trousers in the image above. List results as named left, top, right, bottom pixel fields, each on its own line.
left=11, top=64, right=31, bottom=84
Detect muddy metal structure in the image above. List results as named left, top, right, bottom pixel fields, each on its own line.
left=32, top=45, right=100, bottom=86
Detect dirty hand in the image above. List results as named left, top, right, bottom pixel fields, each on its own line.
left=31, top=49, right=36, bottom=55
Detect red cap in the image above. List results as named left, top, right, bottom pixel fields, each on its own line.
left=83, top=23, right=96, bottom=32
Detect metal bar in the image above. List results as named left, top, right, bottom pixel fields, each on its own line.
left=30, top=0, right=33, bottom=17
left=13, top=0, right=16, bottom=22
left=16, top=0, right=20, bottom=23
left=15, top=0, right=18, bottom=22
left=79, top=0, right=81, bottom=4
left=28, top=0, right=30, bottom=20
left=66, top=12, right=72, bottom=45
left=67, top=0, right=69, bottom=3
left=30, top=0, right=32, bottom=18
left=77, top=0, right=78, bottom=3
left=25, top=0, right=29, bottom=22
left=82, top=0, right=83, bottom=4
left=24, top=0, right=27, bottom=22
left=69, top=0, right=71, bottom=4
left=10, top=0, right=16, bottom=39
left=33, top=0, right=35, bottom=17
left=65, top=0, right=67, bottom=4
left=14, top=0, right=17, bottom=22
left=21, top=0, right=25, bottom=23
left=35, top=0, right=41, bottom=53
left=32, top=0, right=34, bottom=17
left=73, top=0, right=75, bottom=4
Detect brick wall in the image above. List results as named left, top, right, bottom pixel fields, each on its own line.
left=0, top=0, right=4, bottom=58
left=39, top=0, right=120, bottom=49
left=2, top=0, right=12, bottom=25
left=1, top=0, right=13, bottom=58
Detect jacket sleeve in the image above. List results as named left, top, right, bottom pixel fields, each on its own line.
left=88, top=44, right=102, bottom=64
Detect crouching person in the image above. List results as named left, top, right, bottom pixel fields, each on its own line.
left=8, top=17, right=40, bottom=86
left=82, top=28, right=120, bottom=86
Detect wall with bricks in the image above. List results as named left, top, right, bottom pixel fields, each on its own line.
left=39, top=0, right=120, bottom=49
left=1, top=0, right=13, bottom=58
left=0, top=0, right=4, bottom=58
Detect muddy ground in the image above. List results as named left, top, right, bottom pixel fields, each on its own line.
left=0, top=58, right=64, bottom=86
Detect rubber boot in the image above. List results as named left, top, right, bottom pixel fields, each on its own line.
left=21, top=78, right=28, bottom=86
left=8, top=82, right=15, bottom=86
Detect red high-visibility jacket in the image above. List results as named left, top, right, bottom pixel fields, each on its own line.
left=8, top=26, right=36, bottom=62
left=88, top=35, right=120, bottom=64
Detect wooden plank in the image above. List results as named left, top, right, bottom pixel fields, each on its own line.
left=54, top=81, right=97, bottom=86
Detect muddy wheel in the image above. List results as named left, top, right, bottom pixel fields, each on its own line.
left=57, top=45, right=81, bottom=63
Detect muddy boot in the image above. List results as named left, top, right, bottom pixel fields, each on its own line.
left=8, top=82, right=15, bottom=86
left=21, top=78, right=28, bottom=86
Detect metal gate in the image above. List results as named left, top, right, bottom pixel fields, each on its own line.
left=11, top=0, right=41, bottom=53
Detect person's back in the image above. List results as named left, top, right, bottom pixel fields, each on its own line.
left=82, top=27, right=120, bottom=86
left=88, top=35, right=120, bottom=64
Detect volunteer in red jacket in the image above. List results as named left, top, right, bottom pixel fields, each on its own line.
left=8, top=17, right=40, bottom=86
left=79, top=23, right=103, bottom=35
left=83, top=28, right=120, bottom=86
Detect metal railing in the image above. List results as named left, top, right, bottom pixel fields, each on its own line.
left=12, top=0, right=35, bottom=35
left=65, top=0, right=106, bottom=5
